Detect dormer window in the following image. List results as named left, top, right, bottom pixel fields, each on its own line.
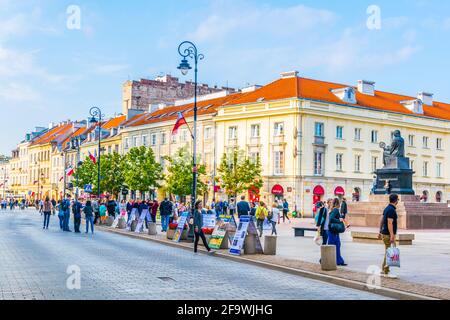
left=331, top=87, right=357, bottom=104
left=401, top=99, right=423, bottom=114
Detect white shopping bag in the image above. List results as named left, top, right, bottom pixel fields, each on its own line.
left=386, top=245, right=400, bottom=268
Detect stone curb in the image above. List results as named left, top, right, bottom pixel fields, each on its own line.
left=95, top=225, right=441, bottom=300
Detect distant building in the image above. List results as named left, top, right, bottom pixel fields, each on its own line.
left=122, top=74, right=235, bottom=117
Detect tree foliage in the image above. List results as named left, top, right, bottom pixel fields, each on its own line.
left=164, top=146, right=207, bottom=199
left=101, top=152, right=126, bottom=196
left=216, top=148, right=263, bottom=198
left=124, top=146, right=164, bottom=194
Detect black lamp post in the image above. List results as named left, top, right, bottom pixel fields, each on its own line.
left=177, top=41, right=203, bottom=215
left=89, top=107, right=103, bottom=200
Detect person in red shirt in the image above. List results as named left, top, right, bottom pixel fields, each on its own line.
left=151, top=200, right=159, bottom=223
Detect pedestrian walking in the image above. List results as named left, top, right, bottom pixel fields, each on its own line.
left=160, top=197, right=173, bottom=232
left=84, top=200, right=95, bottom=234
left=236, top=195, right=251, bottom=218
left=92, top=198, right=100, bottom=225
left=255, top=201, right=268, bottom=237
left=106, top=196, right=117, bottom=219
left=315, top=200, right=331, bottom=245
left=250, top=202, right=256, bottom=218
left=51, top=198, right=57, bottom=215
left=61, top=194, right=72, bottom=232
left=119, top=200, right=127, bottom=218
left=269, top=203, right=279, bottom=235
left=151, top=200, right=159, bottom=224
left=229, top=198, right=236, bottom=216
left=72, top=198, right=82, bottom=233
left=42, top=196, right=53, bottom=230
left=340, top=197, right=350, bottom=228
left=327, top=198, right=347, bottom=266
left=193, top=200, right=213, bottom=254
left=378, top=194, right=399, bottom=278
left=99, top=201, right=107, bottom=224
left=282, top=199, right=291, bottom=223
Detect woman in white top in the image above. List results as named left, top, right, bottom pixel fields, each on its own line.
left=269, top=203, right=280, bottom=235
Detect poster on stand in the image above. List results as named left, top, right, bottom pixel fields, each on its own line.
left=209, top=221, right=227, bottom=249
left=229, top=216, right=251, bottom=255
left=202, top=214, right=216, bottom=228
left=173, top=212, right=189, bottom=242
left=135, top=209, right=148, bottom=233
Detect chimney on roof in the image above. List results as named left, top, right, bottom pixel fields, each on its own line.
left=418, top=92, right=433, bottom=106
left=357, top=80, right=375, bottom=96
left=280, top=71, right=299, bottom=79
left=48, top=122, right=55, bottom=129
left=241, top=85, right=262, bottom=93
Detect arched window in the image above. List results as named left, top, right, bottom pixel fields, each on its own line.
left=436, top=191, right=443, bottom=203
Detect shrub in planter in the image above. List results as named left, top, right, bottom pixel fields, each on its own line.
left=202, top=227, right=214, bottom=235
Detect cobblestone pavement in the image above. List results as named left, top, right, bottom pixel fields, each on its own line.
left=0, top=210, right=387, bottom=300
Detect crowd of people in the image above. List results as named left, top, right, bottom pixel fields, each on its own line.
left=0, top=198, right=30, bottom=210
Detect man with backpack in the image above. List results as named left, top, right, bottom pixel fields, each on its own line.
left=72, top=198, right=83, bottom=233
left=61, top=194, right=72, bottom=232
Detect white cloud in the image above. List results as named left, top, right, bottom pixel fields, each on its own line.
left=189, top=4, right=337, bottom=42
left=0, top=82, right=40, bottom=103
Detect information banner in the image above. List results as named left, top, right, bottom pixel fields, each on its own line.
left=135, top=209, right=148, bottom=233
left=209, top=221, right=227, bottom=249
left=229, top=216, right=251, bottom=255
left=173, top=212, right=189, bottom=243
left=126, top=208, right=138, bottom=230
left=202, top=214, right=216, bottom=228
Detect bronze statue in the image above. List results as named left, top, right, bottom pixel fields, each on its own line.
left=380, top=130, right=405, bottom=166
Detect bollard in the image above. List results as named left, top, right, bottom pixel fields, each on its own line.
left=118, top=218, right=127, bottom=229
left=166, top=229, right=175, bottom=240
left=264, top=235, right=277, bottom=255
left=321, top=245, right=337, bottom=271
left=106, top=216, right=115, bottom=227
left=130, top=220, right=138, bottom=232
left=244, top=234, right=257, bottom=255
left=147, top=223, right=157, bottom=235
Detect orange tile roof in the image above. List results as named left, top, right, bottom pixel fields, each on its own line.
left=102, top=115, right=126, bottom=129
left=29, top=123, right=73, bottom=146
left=127, top=92, right=242, bottom=128
left=224, top=76, right=450, bottom=121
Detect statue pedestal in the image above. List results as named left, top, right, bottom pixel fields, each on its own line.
left=374, top=157, right=414, bottom=195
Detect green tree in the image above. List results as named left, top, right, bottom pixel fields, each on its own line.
left=101, top=152, right=126, bottom=197
left=124, top=146, right=164, bottom=196
left=74, top=156, right=98, bottom=194
left=164, top=146, right=208, bottom=200
left=216, top=148, right=263, bottom=198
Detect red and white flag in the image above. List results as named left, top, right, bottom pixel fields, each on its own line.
left=172, top=112, right=188, bottom=135
left=66, top=167, right=74, bottom=177
left=88, top=151, right=97, bottom=164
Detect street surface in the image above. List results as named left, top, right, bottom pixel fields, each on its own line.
left=0, top=209, right=386, bottom=300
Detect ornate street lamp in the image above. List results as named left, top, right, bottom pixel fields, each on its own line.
left=177, top=41, right=204, bottom=216
left=89, top=107, right=103, bottom=200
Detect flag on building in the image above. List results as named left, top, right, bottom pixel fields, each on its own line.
left=172, top=112, right=188, bottom=135
left=66, top=167, right=74, bottom=177
left=88, top=151, right=97, bottom=164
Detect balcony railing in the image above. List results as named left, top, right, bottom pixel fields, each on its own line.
left=273, top=135, right=285, bottom=145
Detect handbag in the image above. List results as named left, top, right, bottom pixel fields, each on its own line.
left=386, top=244, right=400, bottom=268
left=330, top=221, right=346, bottom=234
left=267, top=210, right=273, bottom=220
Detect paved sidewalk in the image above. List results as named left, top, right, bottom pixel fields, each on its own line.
left=96, top=217, right=450, bottom=300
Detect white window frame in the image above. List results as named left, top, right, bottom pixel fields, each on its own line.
left=336, top=153, right=343, bottom=171
left=274, top=151, right=285, bottom=175
left=251, top=124, right=260, bottom=138
left=274, top=122, right=285, bottom=136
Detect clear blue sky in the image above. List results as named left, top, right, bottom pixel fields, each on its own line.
left=1, top=0, right=450, bottom=154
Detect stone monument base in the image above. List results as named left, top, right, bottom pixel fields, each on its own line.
left=347, top=195, right=450, bottom=230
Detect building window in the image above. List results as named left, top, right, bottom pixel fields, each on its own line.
left=274, top=151, right=284, bottom=175
left=251, top=124, right=260, bottom=138
left=314, top=152, right=324, bottom=175
left=161, top=133, right=166, bottom=145
left=423, top=161, right=429, bottom=177
left=336, top=126, right=343, bottom=140
left=132, top=136, right=138, bottom=147
left=115, top=145, right=119, bottom=153
left=228, top=127, right=237, bottom=140
left=142, top=135, right=148, bottom=147
left=371, top=130, right=378, bottom=143
left=355, top=155, right=362, bottom=172
left=410, top=160, right=414, bottom=171
left=408, top=135, right=415, bottom=147
left=107, top=146, right=112, bottom=154
left=437, top=162, right=442, bottom=178
left=423, top=136, right=429, bottom=148
left=124, top=138, right=130, bottom=149
left=437, top=138, right=443, bottom=150
left=204, top=127, right=212, bottom=140
left=151, top=134, right=157, bottom=146
left=171, top=134, right=177, bottom=143
left=372, top=156, right=378, bottom=172
left=336, top=154, right=343, bottom=171
left=354, top=128, right=362, bottom=141
left=315, top=122, right=324, bottom=137
left=274, top=122, right=284, bottom=136
left=250, top=152, right=260, bottom=164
